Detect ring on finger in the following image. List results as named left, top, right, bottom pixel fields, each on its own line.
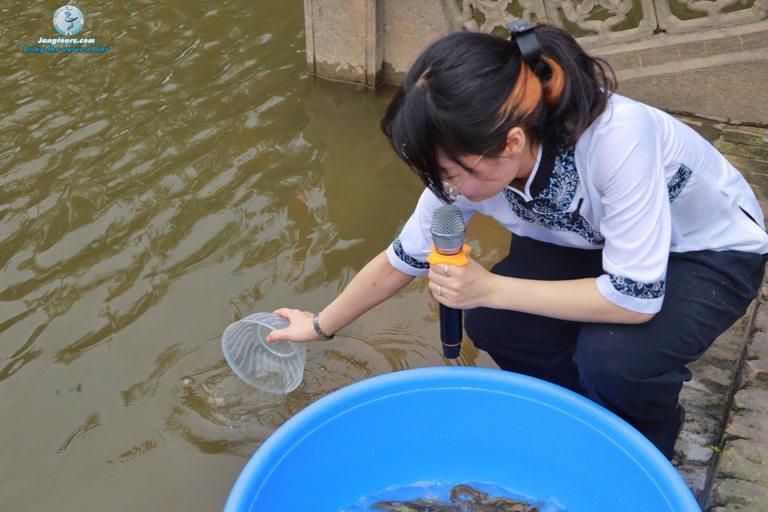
left=436, top=285, right=441, bottom=296
left=444, top=264, right=450, bottom=277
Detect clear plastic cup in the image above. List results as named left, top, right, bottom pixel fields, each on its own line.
left=221, top=313, right=307, bottom=394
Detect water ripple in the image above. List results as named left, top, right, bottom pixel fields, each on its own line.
left=0, top=1, right=482, bottom=510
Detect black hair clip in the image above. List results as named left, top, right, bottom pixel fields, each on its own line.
left=506, top=19, right=541, bottom=62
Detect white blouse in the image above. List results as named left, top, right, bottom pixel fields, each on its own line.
left=386, top=94, right=768, bottom=314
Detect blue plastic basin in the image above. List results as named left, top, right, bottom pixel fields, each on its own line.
left=224, top=367, right=699, bottom=511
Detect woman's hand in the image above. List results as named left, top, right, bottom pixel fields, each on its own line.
left=265, top=308, right=321, bottom=343
left=427, top=257, right=498, bottom=310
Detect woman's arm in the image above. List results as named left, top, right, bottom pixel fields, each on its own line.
left=428, top=258, right=654, bottom=324
left=266, top=250, right=416, bottom=343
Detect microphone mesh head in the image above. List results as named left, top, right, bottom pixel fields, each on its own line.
left=431, top=204, right=466, bottom=254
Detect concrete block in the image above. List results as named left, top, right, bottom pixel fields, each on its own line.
left=616, top=58, right=768, bottom=125
left=740, top=29, right=768, bottom=50
left=719, top=141, right=768, bottom=164
left=677, top=411, right=722, bottom=462
left=598, top=51, right=641, bottom=71
left=692, top=364, right=736, bottom=394
left=696, top=328, right=746, bottom=372
left=725, top=410, right=768, bottom=445
left=305, top=0, right=372, bottom=85
left=724, top=156, right=768, bottom=218
left=710, top=477, right=768, bottom=511
left=380, top=0, right=450, bottom=85
left=718, top=439, right=768, bottom=485
left=723, top=130, right=768, bottom=148
left=675, top=116, right=723, bottom=145
left=304, top=0, right=450, bottom=86
left=673, top=457, right=709, bottom=499
left=711, top=506, right=768, bottom=512
left=733, top=387, right=768, bottom=413
left=743, top=358, right=768, bottom=387
left=753, top=309, right=768, bottom=333
left=629, top=43, right=694, bottom=68
left=702, top=34, right=755, bottom=56
left=680, top=383, right=729, bottom=419
left=698, top=340, right=743, bottom=368
left=747, top=333, right=768, bottom=360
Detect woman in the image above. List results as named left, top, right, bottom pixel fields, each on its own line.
left=266, top=23, right=768, bottom=459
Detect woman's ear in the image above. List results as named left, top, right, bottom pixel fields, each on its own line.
left=504, top=127, right=527, bottom=158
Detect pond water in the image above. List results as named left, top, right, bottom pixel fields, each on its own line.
left=0, top=1, right=506, bottom=510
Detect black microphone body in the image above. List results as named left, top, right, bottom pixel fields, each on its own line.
left=427, top=204, right=470, bottom=359
left=439, top=304, right=463, bottom=359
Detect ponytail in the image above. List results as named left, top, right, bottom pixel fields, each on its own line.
left=530, top=25, right=616, bottom=145
left=494, top=25, right=614, bottom=146
left=497, top=62, right=541, bottom=129
left=540, top=55, right=565, bottom=105
left=496, top=54, right=566, bottom=129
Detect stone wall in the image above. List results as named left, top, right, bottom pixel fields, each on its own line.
left=303, top=0, right=768, bottom=87
left=303, top=0, right=451, bottom=87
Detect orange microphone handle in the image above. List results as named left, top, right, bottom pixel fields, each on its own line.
left=426, top=244, right=471, bottom=359
left=426, top=245, right=472, bottom=267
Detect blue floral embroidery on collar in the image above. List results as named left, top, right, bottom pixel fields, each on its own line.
left=503, top=146, right=605, bottom=246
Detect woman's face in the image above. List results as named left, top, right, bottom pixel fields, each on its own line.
left=437, top=128, right=537, bottom=202
left=438, top=154, right=518, bottom=202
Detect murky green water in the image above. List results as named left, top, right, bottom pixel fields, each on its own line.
left=1, top=1, right=505, bottom=510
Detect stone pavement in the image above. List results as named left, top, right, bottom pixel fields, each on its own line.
left=667, top=118, right=768, bottom=510
left=670, top=117, right=768, bottom=511
left=709, top=293, right=768, bottom=511
left=590, top=23, right=768, bottom=510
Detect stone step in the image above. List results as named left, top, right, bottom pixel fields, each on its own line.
left=706, top=289, right=768, bottom=511
left=667, top=115, right=768, bottom=509
left=704, top=119, right=768, bottom=506
left=591, top=20, right=768, bottom=126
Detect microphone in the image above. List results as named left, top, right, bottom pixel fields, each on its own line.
left=426, top=204, right=472, bottom=359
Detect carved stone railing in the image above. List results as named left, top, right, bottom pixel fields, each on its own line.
left=442, top=0, right=768, bottom=47
left=303, top=0, right=768, bottom=87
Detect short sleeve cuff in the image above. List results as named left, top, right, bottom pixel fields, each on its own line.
left=596, top=273, right=665, bottom=314
left=386, top=237, right=430, bottom=277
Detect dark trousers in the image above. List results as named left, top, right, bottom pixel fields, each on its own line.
left=465, top=236, right=767, bottom=459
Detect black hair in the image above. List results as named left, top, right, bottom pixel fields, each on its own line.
left=380, top=24, right=616, bottom=203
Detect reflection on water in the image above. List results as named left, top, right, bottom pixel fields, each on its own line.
left=0, top=0, right=505, bottom=511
